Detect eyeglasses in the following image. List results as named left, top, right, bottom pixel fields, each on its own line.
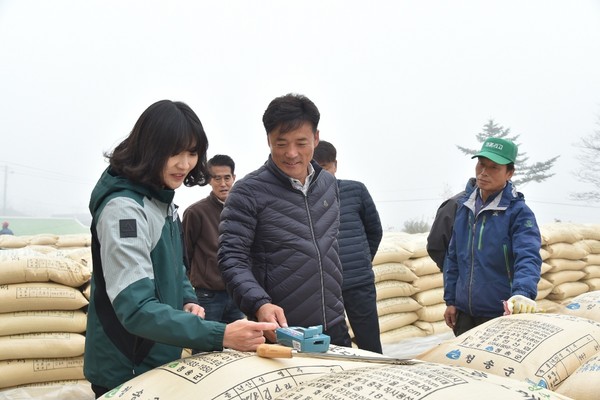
left=211, top=175, right=233, bottom=183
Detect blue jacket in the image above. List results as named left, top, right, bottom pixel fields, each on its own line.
left=337, top=179, right=382, bottom=290
left=218, top=157, right=346, bottom=330
left=444, top=181, right=541, bottom=318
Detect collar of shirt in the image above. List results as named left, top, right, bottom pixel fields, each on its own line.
left=289, top=163, right=315, bottom=195
left=475, top=185, right=505, bottom=215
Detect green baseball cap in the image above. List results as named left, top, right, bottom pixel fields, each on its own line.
left=471, top=137, right=518, bottom=165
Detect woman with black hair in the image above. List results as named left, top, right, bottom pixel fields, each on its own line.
left=84, top=100, right=274, bottom=398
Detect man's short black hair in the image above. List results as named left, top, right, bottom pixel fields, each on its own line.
left=208, top=154, right=235, bottom=175
left=313, top=140, right=337, bottom=164
left=262, top=93, right=320, bottom=135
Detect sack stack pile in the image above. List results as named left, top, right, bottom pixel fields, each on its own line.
left=0, top=234, right=92, bottom=392
left=536, top=223, right=600, bottom=310
left=368, top=223, right=600, bottom=347
left=371, top=232, right=450, bottom=345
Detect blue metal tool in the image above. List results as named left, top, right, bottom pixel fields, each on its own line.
left=275, top=325, right=330, bottom=353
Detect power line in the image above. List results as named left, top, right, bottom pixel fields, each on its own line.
left=0, top=161, right=92, bottom=186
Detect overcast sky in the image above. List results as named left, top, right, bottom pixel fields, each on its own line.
left=1, top=0, right=600, bottom=230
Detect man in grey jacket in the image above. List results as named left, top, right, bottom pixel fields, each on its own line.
left=218, top=93, right=351, bottom=346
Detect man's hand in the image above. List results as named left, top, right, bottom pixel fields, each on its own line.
left=223, top=320, right=277, bottom=352
left=256, top=303, right=288, bottom=343
left=504, top=295, right=538, bottom=315
left=444, top=305, right=457, bottom=329
left=184, top=303, right=205, bottom=319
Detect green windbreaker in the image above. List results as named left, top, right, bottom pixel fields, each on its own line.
left=84, top=168, right=225, bottom=390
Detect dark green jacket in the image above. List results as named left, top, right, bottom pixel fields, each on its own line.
left=84, top=168, right=225, bottom=390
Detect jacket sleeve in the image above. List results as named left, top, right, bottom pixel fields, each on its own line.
left=177, top=216, right=199, bottom=304
left=359, top=183, right=383, bottom=260
left=218, top=184, right=272, bottom=317
left=443, top=216, right=459, bottom=306
left=98, top=198, right=224, bottom=351
left=427, top=197, right=459, bottom=271
left=509, top=204, right=542, bottom=300
left=182, top=206, right=202, bottom=276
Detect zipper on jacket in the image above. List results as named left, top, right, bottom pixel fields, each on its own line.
left=468, top=213, right=475, bottom=315
left=503, top=244, right=512, bottom=290
left=477, top=215, right=486, bottom=250
left=303, top=194, right=327, bottom=330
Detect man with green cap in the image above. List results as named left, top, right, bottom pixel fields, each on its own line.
left=443, top=137, right=542, bottom=336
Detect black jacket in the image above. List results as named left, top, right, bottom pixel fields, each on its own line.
left=337, top=179, right=382, bottom=290
left=427, top=178, right=476, bottom=271
left=218, top=157, right=345, bottom=330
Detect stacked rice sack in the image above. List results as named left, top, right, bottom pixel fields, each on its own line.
left=416, top=312, right=600, bottom=398
left=370, top=223, right=600, bottom=347
left=0, top=234, right=92, bottom=392
left=370, top=232, right=450, bottom=345
left=96, top=346, right=570, bottom=400
left=536, top=223, right=600, bottom=310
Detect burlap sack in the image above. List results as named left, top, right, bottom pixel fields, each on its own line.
left=584, top=278, right=600, bottom=291
left=585, top=253, right=600, bottom=265
left=577, top=239, right=600, bottom=254
left=376, top=296, right=421, bottom=316
left=0, top=282, right=88, bottom=313
left=373, top=262, right=417, bottom=283
left=416, top=302, right=446, bottom=323
left=55, top=234, right=91, bottom=248
left=27, top=234, right=59, bottom=246
left=0, top=235, right=29, bottom=249
left=417, top=313, right=600, bottom=390
left=375, top=280, right=416, bottom=300
left=540, top=247, right=552, bottom=261
left=535, top=298, right=564, bottom=313
left=97, top=347, right=397, bottom=399
left=545, top=258, right=587, bottom=273
left=576, top=223, right=600, bottom=241
left=543, top=270, right=586, bottom=286
left=373, top=233, right=414, bottom=264
left=403, top=256, right=439, bottom=276
left=3, top=379, right=93, bottom=399
left=0, top=356, right=84, bottom=389
left=412, top=272, right=443, bottom=293
left=0, top=254, right=91, bottom=287
left=546, top=242, right=589, bottom=260
left=541, top=261, right=552, bottom=274
left=555, top=352, right=600, bottom=400
left=379, top=312, right=419, bottom=333
left=380, top=324, right=427, bottom=344
left=536, top=277, right=553, bottom=300
left=413, top=287, right=444, bottom=306
left=561, top=291, right=600, bottom=322
left=271, top=363, right=571, bottom=400
left=547, top=282, right=590, bottom=301
left=0, top=310, right=87, bottom=336
left=583, top=265, right=600, bottom=279
left=540, top=223, right=583, bottom=245
left=0, top=332, right=85, bottom=360
left=413, top=320, right=452, bottom=335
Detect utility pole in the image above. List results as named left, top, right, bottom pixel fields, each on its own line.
left=2, top=165, right=7, bottom=215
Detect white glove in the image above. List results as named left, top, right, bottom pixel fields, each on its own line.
left=504, top=295, right=538, bottom=315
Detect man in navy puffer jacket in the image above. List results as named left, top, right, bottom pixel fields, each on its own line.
left=314, top=140, right=383, bottom=353
left=218, top=94, right=351, bottom=347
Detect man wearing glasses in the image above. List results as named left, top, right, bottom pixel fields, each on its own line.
left=183, top=154, right=245, bottom=331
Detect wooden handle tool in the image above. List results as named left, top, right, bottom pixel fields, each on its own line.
left=256, top=344, right=417, bottom=365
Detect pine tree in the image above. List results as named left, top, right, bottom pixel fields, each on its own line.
left=457, top=119, right=559, bottom=187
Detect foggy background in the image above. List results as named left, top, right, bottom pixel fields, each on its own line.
left=1, top=0, right=599, bottom=230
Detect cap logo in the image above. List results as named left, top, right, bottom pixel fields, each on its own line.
left=485, top=142, right=503, bottom=150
